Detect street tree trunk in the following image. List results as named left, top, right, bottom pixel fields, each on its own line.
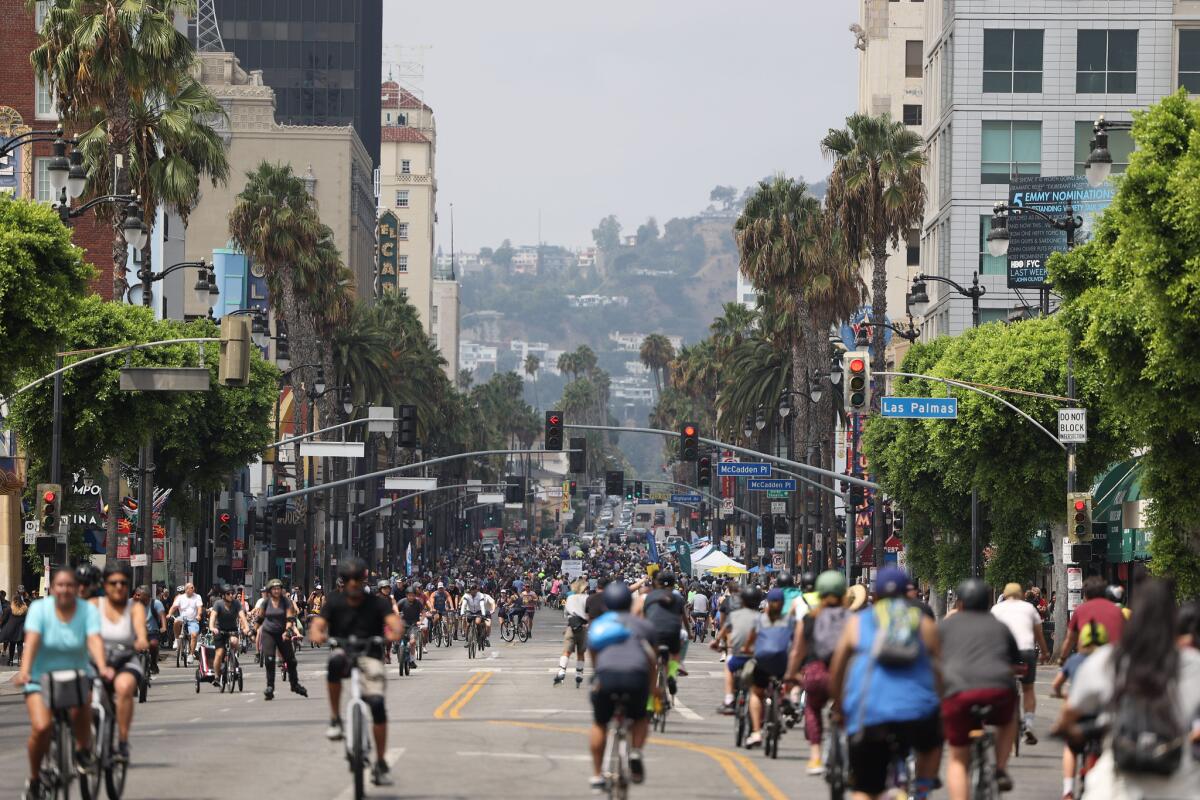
left=869, top=240, right=890, bottom=569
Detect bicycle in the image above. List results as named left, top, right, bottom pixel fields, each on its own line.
left=174, top=624, right=192, bottom=668
left=762, top=676, right=785, bottom=759
left=329, top=636, right=385, bottom=800
left=692, top=615, right=708, bottom=643
left=464, top=615, right=483, bottom=659
left=965, top=704, right=1000, bottom=800
left=37, top=669, right=95, bottom=800
left=432, top=615, right=451, bottom=647
left=601, top=692, right=635, bottom=800
left=216, top=635, right=245, bottom=694
left=397, top=633, right=412, bottom=677
left=651, top=646, right=671, bottom=733
left=136, top=650, right=152, bottom=705
left=732, top=673, right=750, bottom=748
left=823, top=719, right=848, bottom=800
left=88, top=652, right=134, bottom=800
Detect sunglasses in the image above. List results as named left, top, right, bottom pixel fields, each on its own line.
left=107, top=580, right=129, bottom=587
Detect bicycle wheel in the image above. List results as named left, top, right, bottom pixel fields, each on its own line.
left=518, top=620, right=531, bottom=643
left=104, top=719, right=127, bottom=800
left=137, top=671, right=148, bottom=704
left=972, top=737, right=998, bottom=800
left=349, top=703, right=367, bottom=800
left=78, top=712, right=101, bottom=800
left=57, top=717, right=77, bottom=800
left=735, top=696, right=748, bottom=747
left=501, top=620, right=514, bottom=642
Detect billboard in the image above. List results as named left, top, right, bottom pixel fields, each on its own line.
left=376, top=211, right=400, bottom=296
left=1006, top=176, right=1116, bottom=289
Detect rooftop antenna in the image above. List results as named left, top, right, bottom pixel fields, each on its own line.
left=195, top=0, right=225, bottom=53
left=449, top=202, right=456, bottom=281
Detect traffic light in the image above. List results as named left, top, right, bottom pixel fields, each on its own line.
left=504, top=475, right=523, bottom=504
left=545, top=410, right=564, bottom=451
left=568, top=437, right=586, bottom=473
left=217, top=511, right=232, bottom=543
left=605, top=470, right=624, bottom=497
left=217, top=315, right=251, bottom=386
left=773, top=514, right=788, bottom=540
left=697, top=455, right=712, bottom=488
left=397, top=404, right=417, bottom=448
left=624, top=483, right=635, bottom=501
left=843, top=350, right=870, bottom=413
left=569, top=480, right=578, bottom=498
left=849, top=485, right=865, bottom=508
left=36, top=483, right=62, bottom=534
left=1068, top=492, right=1093, bottom=543
left=634, top=480, right=644, bottom=499
left=679, top=422, right=699, bottom=462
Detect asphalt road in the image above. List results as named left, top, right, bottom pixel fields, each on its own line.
left=0, top=613, right=1066, bottom=799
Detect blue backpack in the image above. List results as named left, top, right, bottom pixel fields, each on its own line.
left=587, top=611, right=631, bottom=651
left=754, top=616, right=794, bottom=660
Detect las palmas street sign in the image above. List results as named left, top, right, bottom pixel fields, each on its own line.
left=716, top=461, right=772, bottom=478
left=880, top=396, right=959, bottom=419
left=748, top=478, right=797, bottom=492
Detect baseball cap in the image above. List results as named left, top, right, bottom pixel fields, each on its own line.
left=766, top=588, right=785, bottom=603
left=873, top=567, right=909, bottom=599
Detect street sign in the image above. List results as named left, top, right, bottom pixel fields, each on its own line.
left=24, top=520, right=37, bottom=544
left=774, top=534, right=791, bottom=550
left=748, top=478, right=796, bottom=492
left=671, top=493, right=702, bottom=503
left=881, top=397, right=958, bottom=419
left=716, top=461, right=772, bottom=478
left=1058, top=408, right=1087, bottom=443
left=366, top=406, right=395, bottom=434
left=771, top=552, right=784, bottom=570
left=770, top=501, right=787, bottom=515
left=476, top=493, right=504, bottom=504
left=766, top=490, right=789, bottom=499
left=384, top=477, right=437, bottom=491
left=130, top=554, right=148, bottom=567
left=299, top=441, right=365, bottom=458
left=721, top=497, right=734, bottom=516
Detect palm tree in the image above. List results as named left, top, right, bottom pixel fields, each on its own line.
left=523, top=354, right=541, bottom=409
left=31, top=0, right=219, bottom=295
left=329, top=301, right=394, bottom=411
left=639, top=334, right=675, bottom=395
left=710, top=302, right=758, bottom=358
left=557, top=351, right=579, bottom=381
left=821, top=113, right=926, bottom=403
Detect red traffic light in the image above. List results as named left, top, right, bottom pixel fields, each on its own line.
left=549, top=414, right=560, bottom=425
left=219, top=512, right=231, bottom=524
left=42, top=489, right=57, bottom=503
left=849, top=357, right=866, bottom=373
left=1074, top=499, right=1086, bottom=512
left=683, top=425, right=696, bottom=436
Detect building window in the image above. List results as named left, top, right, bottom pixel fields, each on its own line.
left=979, top=308, right=1009, bottom=325
left=903, top=104, right=923, bottom=126
left=35, top=78, right=55, bottom=119
left=401, top=159, right=411, bottom=174
left=1074, top=121, right=1134, bottom=177
left=397, top=113, right=407, bottom=127
left=395, top=190, right=409, bottom=208
left=1180, top=30, right=1200, bottom=92
left=1077, top=30, right=1138, bottom=93
left=906, top=40, right=924, bottom=78
left=978, top=215, right=1007, bottom=275
left=397, top=222, right=409, bottom=239
left=34, top=0, right=48, bottom=29
left=981, top=121, right=1041, bottom=184
left=35, top=158, right=53, bottom=202
left=398, top=255, right=408, bottom=273
left=906, top=229, right=920, bottom=267
left=983, top=29, right=1044, bottom=93
left=431, top=306, right=438, bottom=324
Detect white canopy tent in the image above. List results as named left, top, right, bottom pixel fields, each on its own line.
left=691, top=547, right=747, bottom=575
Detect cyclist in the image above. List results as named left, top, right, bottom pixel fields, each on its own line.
left=521, top=584, right=540, bottom=635
left=75, top=563, right=102, bottom=601
left=91, top=563, right=149, bottom=762
left=427, top=582, right=452, bottom=637
left=555, top=579, right=590, bottom=686
left=690, top=583, right=711, bottom=638
left=207, top=584, right=250, bottom=685
left=714, top=585, right=761, bottom=715
left=167, top=583, right=204, bottom=663
left=798, top=571, right=820, bottom=614
left=254, top=579, right=307, bottom=701
left=17, top=567, right=113, bottom=800
left=743, top=588, right=794, bottom=749
left=786, top=569, right=850, bottom=774
left=310, top=558, right=403, bottom=787
left=941, top=578, right=1021, bottom=799
left=991, top=581, right=1050, bottom=745
left=1058, top=576, right=1126, bottom=665
left=133, top=585, right=165, bottom=675
left=397, top=586, right=424, bottom=669
left=587, top=580, right=656, bottom=793
left=635, top=571, right=687, bottom=698
left=458, top=583, right=493, bottom=648
left=829, top=568, right=943, bottom=800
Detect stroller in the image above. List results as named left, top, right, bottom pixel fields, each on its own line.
left=194, top=633, right=216, bottom=692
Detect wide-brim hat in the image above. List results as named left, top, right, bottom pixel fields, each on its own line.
left=845, top=584, right=868, bottom=611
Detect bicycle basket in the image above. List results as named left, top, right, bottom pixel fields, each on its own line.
left=47, top=670, right=90, bottom=710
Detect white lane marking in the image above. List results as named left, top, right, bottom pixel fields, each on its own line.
left=220, top=707, right=230, bottom=713
left=671, top=698, right=703, bottom=721
left=332, top=747, right=404, bottom=800
left=456, top=751, right=592, bottom=761
left=140, top=729, right=165, bottom=736
left=188, top=716, right=202, bottom=723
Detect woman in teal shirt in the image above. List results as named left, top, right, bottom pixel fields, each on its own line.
left=16, top=566, right=113, bottom=799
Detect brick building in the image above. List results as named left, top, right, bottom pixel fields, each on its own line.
left=1, top=0, right=118, bottom=300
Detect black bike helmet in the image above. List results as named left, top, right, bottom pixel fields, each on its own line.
left=956, top=578, right=991, bottom=612
left=75, top=563, right=102, bottom=587
left=603, top=580, right=633, bottom=612
left=338, top=557, right=368, bottom=582
left=656, top=571, right=676, bottom=588
left=799, top=571, right=817, bottom=592
left=740, top=585, right=763, bottom=609
left=776, top=571, right=795, bottom=589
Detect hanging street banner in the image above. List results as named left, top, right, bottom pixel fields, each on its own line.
left=717, top=461, right=772, bottom=478
left=880, top=396, right=959, bottom=419
left=1007, top=176, right=1116, bottom=289
left=376, top=210, right=400, bottom=296
left=748, top=478, right=797, bottom=492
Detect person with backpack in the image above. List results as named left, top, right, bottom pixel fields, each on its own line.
left=940, top=578, right=1022, bottom=799
left=713, top=585, right=761, bottom=715
left=742, top=588, right=795, bottom=749
left=785, top=570, right=850, bottom=774
left=829, top=567, right=943, bottom=800
left=1053, top=578, right=1200, bottom=800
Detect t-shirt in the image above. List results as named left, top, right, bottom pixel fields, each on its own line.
left=939, top=611, right=1020, bottom=696
left=144, top=599, right=165, bottom=633
left=260, top=596, right=292, bottom=635
left=25, top=598, right=101, bottom=682
left=1069, top=645, right=1200, bottom=799
left=173, top=593, right=202, bottom=621
left=584, top=591, right=608, bottom=621
left=564, top=592, right=588, bottom=621
left=691, top=593, right=710, bottom=614
left=991, top=598, right=1043, bottom=651
left=1068, top=598, right=1125, bottom=649
left=321, top=592, right=393, bottom=660
left=643, top=589, right=685, bottom=636
left=726, top=608, right=759, bottom=656
left=211, top=599, right=244, bottom=632
left=753, top=613, right=795, bottom=667
left=593, top=612, right=655, bottom=676
left=398, top=598, right=423, bottom=625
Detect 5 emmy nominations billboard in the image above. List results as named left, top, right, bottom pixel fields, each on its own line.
left=1006, top=176, right=1115, bottom=289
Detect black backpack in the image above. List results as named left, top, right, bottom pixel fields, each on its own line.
left=1110, top=674, right=1185, bottom=776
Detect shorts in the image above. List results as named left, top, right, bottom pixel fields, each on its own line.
left=591, top=672, right=650, bottom=725
left=751, top=657, right=786, bottom=689
left=109, top=648, right=145, bottom=683
left=212, top=630, right=239, bottom=649
left=180, top=619, right=199, bottom=635
left=563, top=624, right=587, bottom=656
left=847, top=714, right=943, bottom=796
left=327, top=652, right=386, bottom=697
left=1016, top=649, right=1037, bottom=685
left=650, top=629, right=682, bottom=656
left=941, top=687, right=1017, bottom=747
left=726, top=655, right=750, bottom=673
left=1061, top=652, right=1087, bottom=682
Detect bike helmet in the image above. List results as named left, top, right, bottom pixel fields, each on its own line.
left=873, top=567, right=909, bottom=599
left=377, top=579, right=390, bottom=590
left=266, top=578, right=284, bottom=590
left=655, top=571, right=676, bottom=588
left=776, top=571, right=795, bottom=589
left=740, top=586, right=763, bottom=609
left=799, top=571, right=817, bottom=592
left=955, top=578, right=991, bottom=612
left=815, top=570, right=847, bottom=599
left=219, top=583, right=234, bottom=595
left=338, top=557, right=368, bottom=582
left=603, top=580, right=633, bottom=611
left=75, top=563, right=102, bottom=587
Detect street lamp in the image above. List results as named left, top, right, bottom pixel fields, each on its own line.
left=908, top=272, right=986, bottom=329
left=1084, top=115, right=1133, bottom=188
left=754, top=409, right=767, bottom=431
left=341, top=383, right=354, bottom=415
left=742, top=417, right=754, bottom=441
left=987, top=201, right=1082, bottom=315
left=119, top=200, right=148, bottom=250
left=129, top=259, right=213, bottom=308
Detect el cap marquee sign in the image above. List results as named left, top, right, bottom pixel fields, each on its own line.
left=376, top=210, right=400, bottom=296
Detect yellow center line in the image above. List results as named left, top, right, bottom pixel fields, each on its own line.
left=433, top=672, right=485, bottom=719
left=489, top=719, right=787, bottom=800
left=449, top=670, right=493, bottom=718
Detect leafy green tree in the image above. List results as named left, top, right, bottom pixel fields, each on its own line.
left=0, top=197, right=95, bottom=397
left=709, top=185, right=738, bottom=211
left=635, top=217, right=660, bottom=246
left=592, top=215, right=622, bottom=251
left=493, top=239, right=515, bottom=268
left=639, top=334, right=675, bottom=394
left=1049, top=90, right=1200, bottom=595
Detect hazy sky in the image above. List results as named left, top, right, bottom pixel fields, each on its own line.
left=381, top=1, right=858, bottom=252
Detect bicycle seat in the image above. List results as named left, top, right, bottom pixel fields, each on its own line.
left=656, top=645, right=670, bottom=655
left=968, top=704, right=994, bottom=720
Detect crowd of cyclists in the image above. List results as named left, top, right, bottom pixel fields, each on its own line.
left=9, top=535, right=1199, bottom=800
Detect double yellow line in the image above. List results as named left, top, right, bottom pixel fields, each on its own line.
left=491, top=720, right=787, bottom=800
left=433, top=671, right=493, bottom=719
